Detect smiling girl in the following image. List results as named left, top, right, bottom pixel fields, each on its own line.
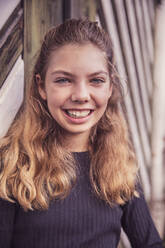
left=37, top=43, right=112, bottom=151
left=0, top=19, right=163, bottom=248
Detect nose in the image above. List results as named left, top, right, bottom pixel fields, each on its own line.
left=71, top=82, right=90, bottom=103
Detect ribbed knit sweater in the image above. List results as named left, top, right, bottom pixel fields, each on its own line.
left=0, top=152, right=163, bottom=248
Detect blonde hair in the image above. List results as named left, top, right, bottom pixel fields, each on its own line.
left=0, top=19, right=138, bottom=211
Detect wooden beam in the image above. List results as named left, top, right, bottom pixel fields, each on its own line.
left=83, top=0, right=97, bottom=21
left=124, top=0, right=151, bottom=132
left=98, top=0, right=151, bottom=199
left=63, top=0, right=97, bottom=21
left=0, top=3, right=23, bottom=89
left=23, top=0, right=63, bottom=85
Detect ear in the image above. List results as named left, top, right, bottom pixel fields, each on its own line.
left=108, top=84, right=113, bottom=98
left=36, top=74, right=47, bottom=100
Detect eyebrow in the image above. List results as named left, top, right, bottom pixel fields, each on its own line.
left=51, top=70, right=108, bottom=77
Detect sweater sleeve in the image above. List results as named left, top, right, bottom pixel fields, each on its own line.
left=121, top=186, right=163, bottom=248
left=0, top=198, right=16, bottom=248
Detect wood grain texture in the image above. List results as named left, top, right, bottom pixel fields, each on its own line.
left=23, top=0, right=63, bottom=85
left=0, top=4, right=23, bottom=89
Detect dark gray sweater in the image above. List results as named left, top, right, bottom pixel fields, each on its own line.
left=0, top=152, right=163, bottom=248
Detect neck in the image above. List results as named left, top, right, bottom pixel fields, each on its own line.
left=62, top=132, right=90, bottom=152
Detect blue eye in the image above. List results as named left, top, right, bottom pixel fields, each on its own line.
left=54, top=78, right=71, bottom=83
left=90, top=78, right=105, bottom=84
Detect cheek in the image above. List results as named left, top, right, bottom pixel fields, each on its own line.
left=45, top=94, right=59, bottom=113
left=47, top=97, right=61, bottom=110
left=46, top=88, right=62, bottom=105
left=46, top=91, right=70, bottom=112
left=94, top=90, right=111, bottom=107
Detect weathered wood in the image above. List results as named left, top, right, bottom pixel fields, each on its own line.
left=23, top=0, right=63, bottom=85
left=63, top=0, right=72, bottom=19
left=134, top=0, right=153, bottom=98
left=63, top=0, right=97, bottom=20
left=63, top=0, right=97, bottom=21
left=141, top=0, right=154, bottom=68
left=63, top=0, right=83, bottom=19
left=0, top=4, right=23, bottom=89
left=82, top=0, right=97, bottom=21
left=124, top=0, right=151, bottom=132
left=112, top=0, right=151, bottom=168
left=98, top=0, right=151, bottom=201
left=151, top=0, right=165, bottom=236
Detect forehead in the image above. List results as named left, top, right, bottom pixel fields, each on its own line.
left=46, top=43, right=108, bottom=73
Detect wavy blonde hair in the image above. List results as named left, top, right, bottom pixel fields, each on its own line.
left=0, top=19, right=138, bottom=211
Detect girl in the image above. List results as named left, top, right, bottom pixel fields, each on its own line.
left=0, top=19, right=163, bottom=248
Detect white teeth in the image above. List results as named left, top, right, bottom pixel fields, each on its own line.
left=66, top=110, right=91, bottom=118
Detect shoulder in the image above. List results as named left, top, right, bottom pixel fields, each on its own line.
left=0, top=197, right=17, bottom=217
left=0, top=198, right=18, bottom=247
left=120, top=182, right=153, bottom=225
left=121, top=183, right=163, bottom=247
left=121, top=181, right=144, bottom=209
left=0, top=197, right=18, bottom=234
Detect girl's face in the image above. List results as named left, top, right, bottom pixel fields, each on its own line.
left=38, top=43, right=112, bottom=146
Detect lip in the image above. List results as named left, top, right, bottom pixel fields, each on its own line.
left=62, top=109, right=94, bottom=124
left=63, top=108, right=94, bottom=111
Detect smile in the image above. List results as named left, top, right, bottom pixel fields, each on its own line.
left=64, top=109, right=92, bottom=119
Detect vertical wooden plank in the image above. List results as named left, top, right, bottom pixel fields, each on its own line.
left=141, top=0, right=154, bottom=67
left=63, top=0, right=72, bottom=19
left=23, top=0, right=63, bottom=85
left=134, top=0, right=153, bottom=98
left=70, top=0, right=83, bottom=18
left=147, top=0, right=156, bottom=34
left=0, top=3, right=23, bottom=89
left=98, top=0, right=151, bottom=200
left=63, top=0, right=97, bottom=21
left=112, top=0, right=151, bottom=168
left=151, top=0, right=165, bottom=236
left=124, top=0, right=151, bottom=132
left=82, top=0, right=97, bottom=21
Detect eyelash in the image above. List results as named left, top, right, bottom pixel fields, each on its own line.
left=54, top=78, right=71, bottom=84
left=54, top=77, right=105, bottom=84
left=90, top=78, right=105, bottom=84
